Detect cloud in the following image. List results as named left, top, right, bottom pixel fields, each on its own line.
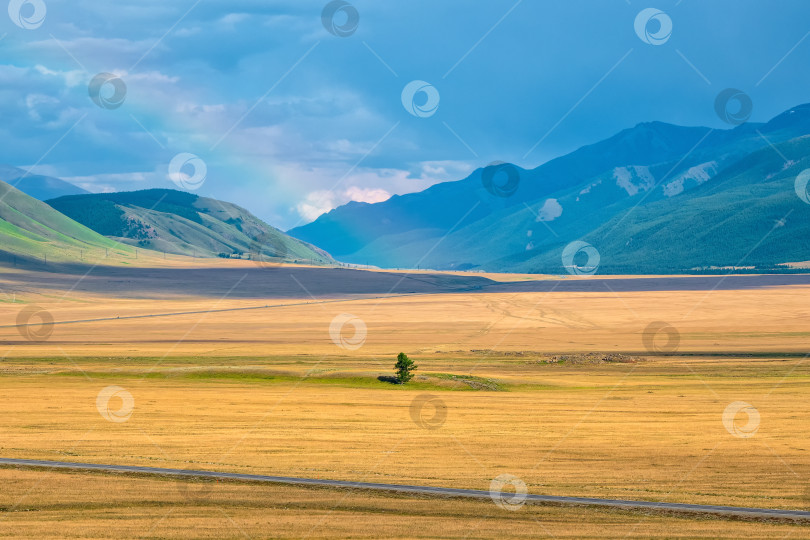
left=420, top=160, right=475, bottom=178
left=33, top=65, right=85, bottom=88
left=174, top=27, right=202, bottom=38
left=25, top=36, right=155, bottom=68
left=219, top=13, right=250, bottom=27
left=536, top=198, right=563, bottom=222
left=345, top=186, right=392, bottom=204
left=126, top=70, right=180, bottom=84
left=284, top=159, right=474, bottom=225
left=296, top=187, right=392, bottom=222
left=26, top=94, right=60, bottom=122
left=1, top=2, right=492, bottom=230
left=62, top=171, right=156, bottom=193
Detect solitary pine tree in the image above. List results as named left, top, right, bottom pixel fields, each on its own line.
left=394, top=352, right=417, bottom=383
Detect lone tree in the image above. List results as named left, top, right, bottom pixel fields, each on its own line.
left=394, top=352, right=417, bottom=383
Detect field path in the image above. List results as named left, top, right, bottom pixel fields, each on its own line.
left=2, top=458, right=809, bottom=522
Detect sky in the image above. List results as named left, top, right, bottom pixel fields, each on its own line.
left=2, top=0, right=810, bottom=230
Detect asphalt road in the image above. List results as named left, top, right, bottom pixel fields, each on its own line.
left=2, top=458, right=809, bottom=522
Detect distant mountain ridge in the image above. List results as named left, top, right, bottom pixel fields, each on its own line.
left=289, top=103, right=810, bottom=273
left=0, top=165, right=88, bottom=201
left=48, top=189, right=333, bottom=264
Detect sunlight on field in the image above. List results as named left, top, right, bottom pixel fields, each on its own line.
left=1, top=270, right=809, bottom=537
left=0, top=468, right=803, bottom=539
left=1, top=281, right=809, bottom=357
left=0, top=355, right=808, bottom=512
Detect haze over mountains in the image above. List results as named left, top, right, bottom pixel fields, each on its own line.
left=5, top=103, right=810, bottom=274
left=289, top=103, right=810, bottom=273
left=0, top=165, right=88, bottom=201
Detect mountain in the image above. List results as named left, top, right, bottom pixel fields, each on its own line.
left=289, top=103, right=810, bottom=273
left=48, top=189, right=333, bottom=264
left=0, top=165, right=88, bottom=200
left=0, top=179, right=133, bottom=265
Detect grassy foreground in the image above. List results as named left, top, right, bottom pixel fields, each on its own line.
left=2, top=270, right=809, bottom=537
left=1, top=354, right=808, bottom=513
left=0, top=467, right=804, bottom=539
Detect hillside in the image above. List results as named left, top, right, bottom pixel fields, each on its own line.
left=48, top=189, right=333, bottom=264
left=0, top=165, right=88, bottom=201
left=289, top=104, right=810, bottom=273
left=0, top=179, right=133, bottom=265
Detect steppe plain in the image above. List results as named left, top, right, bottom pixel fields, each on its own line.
left=1, top=259, right=809, bottom=538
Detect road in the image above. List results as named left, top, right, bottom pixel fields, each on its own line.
left=2, top=458, right=809, bottom=522
left=5, top=272, right=810, bottom=331
left=0, top=291, right=434, bottom=330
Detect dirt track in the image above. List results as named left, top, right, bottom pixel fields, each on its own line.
left=3, top=458, right=810, bottom=522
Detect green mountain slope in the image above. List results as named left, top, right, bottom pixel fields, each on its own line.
left=572, top=135, right=810, bottom=273
left=0, top=180, right=133, bottom=264
left=290, top=103, right=810, bottom=273
left=48, top=189, right=333, bottom=264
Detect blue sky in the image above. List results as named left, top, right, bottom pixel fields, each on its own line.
left=2, top=0, right=810, bottom=229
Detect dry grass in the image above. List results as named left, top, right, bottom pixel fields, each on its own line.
left=1, top=267, right=810, bottom=536
left=1, top=285, right=810, bottom=357
left=0, top=355, right=808, bottom=512
left=0, top=467, right=804, bottom=539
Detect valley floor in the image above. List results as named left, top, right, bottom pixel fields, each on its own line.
left=4, top=467, right=804, bottom=539
left=0, top=263, right=809, bottom=537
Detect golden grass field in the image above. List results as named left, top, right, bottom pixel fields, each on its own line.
left=2, top=467, right=805, bottom=539
left=0, top=264, right=809, bottom=537
left=1, top=355, right=808, bottom=509
left=1, top=267, right=809, bottom=357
